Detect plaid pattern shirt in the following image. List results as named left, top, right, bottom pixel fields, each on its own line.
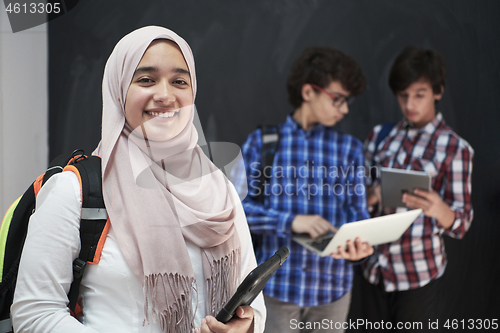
left=234, top=115, right=369, bottom=307
left=363, top=112, right=474, bottom=292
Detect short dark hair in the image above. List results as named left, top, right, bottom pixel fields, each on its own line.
left=389, top=46, right=446, bottom=95
left=286, top=47, right=366, bottom=108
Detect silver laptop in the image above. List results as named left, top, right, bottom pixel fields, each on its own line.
left=292, top=209, right=422, bottom=257
left=380, top=168, right=431, bottom=208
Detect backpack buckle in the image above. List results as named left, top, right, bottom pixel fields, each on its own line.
left=73, top=258, right=87, bottom=279
left=71, top=149, right=86, bottom=163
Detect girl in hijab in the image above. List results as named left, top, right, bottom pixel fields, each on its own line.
left=12, top=26, right=265, bottom=333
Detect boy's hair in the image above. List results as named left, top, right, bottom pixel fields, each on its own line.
left=286, top=47, right=366, bottom=108
left=389, top=46, right=446, bottom=95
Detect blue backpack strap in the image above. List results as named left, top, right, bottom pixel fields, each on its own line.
left=370, top=122, right=395, bottom=181
left=375, top=122, right=395, bottom=151
left=257, top=124, right=280, bottom=203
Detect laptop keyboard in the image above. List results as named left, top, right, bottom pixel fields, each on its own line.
left=309, top=236, right=333, bottom=251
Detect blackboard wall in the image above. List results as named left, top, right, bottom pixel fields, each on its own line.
left=48, top=0, right=500, bottom=322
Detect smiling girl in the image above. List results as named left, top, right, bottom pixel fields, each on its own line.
left=11, top=26, right=265, bottom=333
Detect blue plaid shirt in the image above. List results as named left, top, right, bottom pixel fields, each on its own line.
left=234, top=115, right=369, bottom=307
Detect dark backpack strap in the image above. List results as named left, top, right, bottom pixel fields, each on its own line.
left=66, top=156, right=107, bottom=314
left=257, top=125, right=280, bottom=203
left=248, top=125, right=280, bottom=252
left=42, top=150, right=82, bottom=186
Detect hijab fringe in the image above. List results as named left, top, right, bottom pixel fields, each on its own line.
left=144, top=273, right=197, bottom=333
left=205, top=248, right=241, bottom=316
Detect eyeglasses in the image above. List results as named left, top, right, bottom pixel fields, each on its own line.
left=309, top=83, right=354, bottom=107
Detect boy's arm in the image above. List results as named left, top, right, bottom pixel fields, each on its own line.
left=242, top=197, right=296, bottom=238
left=435, top=143, right=474, bottom=238
left=444, top=144, right=474, bottom=237
left=234, top=130, right=296, bottom=238
left=235, top=130, right=354, bottom=240
left=330, top=142, right=373, bottom=261
left=402, top=144, right=474, bottom=238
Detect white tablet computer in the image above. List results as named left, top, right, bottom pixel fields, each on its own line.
left=380, top=167, right=431, bottom=208
left=292, top=209, right=422, bottom=257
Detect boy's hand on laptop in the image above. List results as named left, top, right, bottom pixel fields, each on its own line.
left=331, top=238, right=374, bottom=260
left=291, top=215, right=337, bottom=239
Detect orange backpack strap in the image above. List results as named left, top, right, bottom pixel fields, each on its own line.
left=63, top=155, right=108, bottom=313
left=91, top=218, right=110, bottom=264
left=32, top=174, right=44, bottom=197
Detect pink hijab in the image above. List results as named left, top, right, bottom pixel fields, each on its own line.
left=94, top=26, right=240, bottom=332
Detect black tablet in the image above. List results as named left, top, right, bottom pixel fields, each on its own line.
left=215, top=246, right=289, bottom=324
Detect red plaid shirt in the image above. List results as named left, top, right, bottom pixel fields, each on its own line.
left=363, top=113, right=474, bottom=291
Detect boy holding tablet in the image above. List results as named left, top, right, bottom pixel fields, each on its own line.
left=362, top=46, right=474, bottom=326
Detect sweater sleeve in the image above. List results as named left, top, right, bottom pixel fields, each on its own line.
left=11, top=172, right=99, bottom=333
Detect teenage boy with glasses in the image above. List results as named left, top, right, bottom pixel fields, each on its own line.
left=235, top=47, right=373, bottom=333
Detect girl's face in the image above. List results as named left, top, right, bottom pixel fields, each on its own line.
left=124, top=39, right=193, bottom=141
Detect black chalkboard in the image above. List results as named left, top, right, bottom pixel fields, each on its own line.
left=48, top=0, right=500, bottom=322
